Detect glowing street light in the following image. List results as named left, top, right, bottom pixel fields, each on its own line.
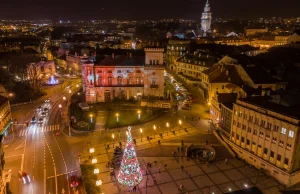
left=96, top=180, right=102, bottom=186
left=153, top=125, right=156, bottom=138
left=76, top=84, right=79, bottom=88
left=116, top=113, right=119, bottom=123
left=63, top=96, right=66, bottom=101
left=58, top=104, right=62, bottom=109
left=68, top=89, right=72, bottom=94
left=94, top=168, right=100, bottom=174
left=244, top=184, right=248, bottom=188
left=89, top=148, right=95, bottom=154
left=137, top=110, right=141, bottom=120
left=179, top=119, right=182, bottom=132
left=92, top=158, right=97, bottom=164
left=89, top=114, right=93, bottom=123
left=140, top=128, right=143, bottom=142
left=166, top=122, right=169, bottom=135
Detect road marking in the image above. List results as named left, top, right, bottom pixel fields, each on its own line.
left=46, top=170, right=78, bottom=179
left=54, top=166, right=58, bottom=194
left=44, top=168, right=46, bottom=194
left=21, top=154, right=24, bottom=172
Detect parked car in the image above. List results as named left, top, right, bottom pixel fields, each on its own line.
left=44, top=108, right=49, bottom=112
left=41, top=112, right=46, bottom=117
left=18, top=171, right=31, bottom=184
left=45, top=99, right=51, bottom=103
left=38, top=118, right=43, bottom=124
left=70, top=175, right=79, bottom=188
left=37, top=106, right=42, bottom=111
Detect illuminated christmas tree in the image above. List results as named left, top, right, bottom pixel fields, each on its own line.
left=117, top=126, right=143, bottom=187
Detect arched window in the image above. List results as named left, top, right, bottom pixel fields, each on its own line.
left=117, top=76, right=122, bottom=85
left=98, top=76, right=102, bottom=86
left=108, top=76, right=112, bottom=86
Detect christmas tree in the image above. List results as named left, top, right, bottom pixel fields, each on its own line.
left=117, top=126, right=143, bottom=187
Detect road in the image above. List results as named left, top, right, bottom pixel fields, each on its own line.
left=4, top=78, right=82, bottom=194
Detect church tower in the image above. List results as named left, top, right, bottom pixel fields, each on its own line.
left=201, top=0, right=212, bottom=36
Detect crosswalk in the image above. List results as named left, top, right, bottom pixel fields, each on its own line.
left=17, top=124, right=60, bottom=137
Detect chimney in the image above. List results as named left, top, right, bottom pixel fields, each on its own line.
left=129, top=53, right=132, bottom=58
left=112, top=53, right=115, bottom=59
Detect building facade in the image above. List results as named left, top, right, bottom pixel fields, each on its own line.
left=245, top=27, right=268, bottom=36
left=0, top=96, right=12, bottom=135
left=82, top=48, right=165, bottom=103
left=166, top=39, right=190, bottom=69
left=201, top=0, right=212, bottom=36
left=230, top=96, right=300, bottom=186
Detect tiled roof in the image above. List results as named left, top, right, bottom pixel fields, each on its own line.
left=243, top=65, right=275, bottom=84
left=95, top=55, right=145, bottom=66
left=216, top=93, right=238, bottom=104
left=176, top=52, right=216, bottom=67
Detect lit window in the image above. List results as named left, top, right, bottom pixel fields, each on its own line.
left=281, top=127, right=287, bottom=134
left=288, top=130, right=294, bottom=138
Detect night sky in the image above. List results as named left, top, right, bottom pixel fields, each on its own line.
left=0, top=0, right=299, bottom=21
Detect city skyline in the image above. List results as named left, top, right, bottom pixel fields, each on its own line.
left=0, top=0, right=299, bottom=21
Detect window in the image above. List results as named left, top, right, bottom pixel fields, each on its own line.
left=244, top=114, right=248, bottom=120
left=259, top=132, right=264, bottom=138
left=236, top=134, right=240, bottom=140
left=233, top=120, right=236, bottom=126
left=279, top=140, right=284, bottom=147
left=97, top=70, right=102, bottom=73
left=150, top=60, right=152, bottom=65
left=242, top=124, right=246, bottom=130
left=108, top=70, right=112, bottom=73
left=232, top=132, right=235, bottom=137
left=239, top=112, right=243, bottom=117
left=286, top=143, right=292, bottom=151
left=284, top=158, right=289, bottom=165
left=117, top=76, right=122, bottom=85
left=127, top=70, right=131, bottom=73
left=277, top=154, right=281, bottom=161
left=222, top=85, right=224, bottom=89
left=253, top=129, right=257, bottom=136
left=237, top=122, right=241, bottom=128
left=265, top=134, right=270, bottom=141
left=136, top=70, right=141, bottom=73
left=264, top=148, right=268, bottom=154
left=267, top=122, right=272, bottom=130
left=255, top=118, right=259, bottom=124
left=249, top=116, right=253, bottom=122
left=289, top=130, right=294, bottom=138
left=281, top=127, right=287, bottom=134
left=247, top=127, right=252, bottom=133
left=274, top=125, right=279, bottom=132
left=241, top=137, right=245, bottom=143
left=108, top=76, right=112, bottom=86
left=246, top=139, right=250, bottom=145
left=151, top=79, right=156, bottom=85
left=261, top=120, right=266, bottom=127
left=136, top=77, right=141, bottom=85
left=272, top=137, right=277, bottom=144
left=97, top=76, right=102, bottom=86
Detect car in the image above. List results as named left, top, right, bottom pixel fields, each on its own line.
left=45, top=99, right=51, bottom=103
left=183, top=99, right=192, bottom=103
left=18, top=171, right=31, bottom=184
left=38, top=118, right=43, bottom=124
left=31, top=116, right=37, bottom=124
left=41, top=112, right=46, bottom=117
left=70, top=175, right=79, bottom=188
left=44, top=108, right=49, bottom=112
left=182, top=104, right=192, bottom=110
left=37, top=106, right=42, bottom=111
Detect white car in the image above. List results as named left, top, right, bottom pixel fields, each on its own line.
left=45, top=99, right=51, bottom=103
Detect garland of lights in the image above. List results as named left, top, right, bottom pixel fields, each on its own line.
left=117, top=126, right=143, bottom=187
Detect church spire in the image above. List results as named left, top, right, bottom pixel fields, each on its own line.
left=205, top=0, right=209, bottom=7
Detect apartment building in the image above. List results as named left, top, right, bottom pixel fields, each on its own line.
left=230, top=96, right=300, bottom=187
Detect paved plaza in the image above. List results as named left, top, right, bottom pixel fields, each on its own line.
left=82, top=139, right=285, bottom=194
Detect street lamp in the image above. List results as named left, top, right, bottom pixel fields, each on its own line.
left=116, top=113, right=119, bottom=123
left=76, top=84, right=79, bottom=88
left=153, top=125, right=156, bottom=138
left=140, top=128, right=143, bottom=142
left=89, top=148, right=95, bottom=154
left=96, top=180, right=102, bottom=186
left=179, top=120, right=182, bottom=132
left=166, top=122, right=169, bottom=135
left=63, top=96, right=66, bottom=101
left=112, top=134, right=115, bottom=148
left=58, top=104, right=62, bottom=109
left=69, top=89, right=72, bottom=94
left=94, top=168, right=100, bottom=174
left=137, top=110, right=141, bottom=120
left=92, top=158, right=97, bottom=164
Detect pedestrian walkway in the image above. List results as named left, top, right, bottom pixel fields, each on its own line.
left=17, top=124, right=60, bottom=137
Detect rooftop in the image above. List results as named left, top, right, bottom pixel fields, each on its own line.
left=176, top=51, right=216, bottom=67
left=237, top=96, right=300, bottom=120
left=95, top=55, right=145, bottom=66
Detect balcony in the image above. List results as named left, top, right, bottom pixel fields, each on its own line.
left=150, top=85, right=159, bottom=88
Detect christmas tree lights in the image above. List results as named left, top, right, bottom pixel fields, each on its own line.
left=117, top=126, right=143, bottom=187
